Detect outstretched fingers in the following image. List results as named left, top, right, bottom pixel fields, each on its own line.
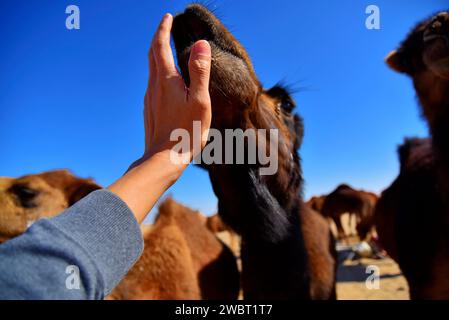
left=151, top=13, right=178, bottom=79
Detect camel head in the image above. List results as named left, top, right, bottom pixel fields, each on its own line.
left=172, top=5, right=303, bottom=189
left=171, top=4, right=305, bottom=241
left=0, top=170, right=100, bottom=243
left=307, top=196, right=326, bottom=213
left=386, top=11, right=449, bottom=126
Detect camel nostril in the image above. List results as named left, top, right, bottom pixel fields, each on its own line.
left=431, top=21, right=442, bottom=32
left=172, top=12, right=215, bottom=54
left=423, top=18, right=448, bottom=43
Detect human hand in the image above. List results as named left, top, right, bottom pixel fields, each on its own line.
left=142, top=13, right=212, bottom=167
left=111, top=14, right=212, bottom=222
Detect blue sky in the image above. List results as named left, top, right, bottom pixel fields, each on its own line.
left=0, top=1, right=446, bottom=220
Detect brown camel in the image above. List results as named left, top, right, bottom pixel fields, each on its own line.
left=377, top=11, right=449, bottom=299
left=109, top=198, right=240, bottom=300
left=307, top=196, right=326, bottom=213
left=375, top=137, right=449, bottom=299
left=172, top=4, right=336, bottom=300
left=0, top=170, right=100, bottom=243
left=321, top=184, right=378, bottom=240
left=0, top=170, right=239, bottom=300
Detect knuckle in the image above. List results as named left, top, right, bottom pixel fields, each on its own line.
left=192, top=93, right=210, bottom=107
left=157, top=72, right=176, bottom=84
left=153, top=38, right=165, bottom=51
left=189, top=59, right=210, bottom=75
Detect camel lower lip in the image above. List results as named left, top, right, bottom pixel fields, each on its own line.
left=424, top=34, right=449, bottom=44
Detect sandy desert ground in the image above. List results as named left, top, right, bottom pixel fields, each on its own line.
left=145, top=211, right=410, bottom=300
left=336, top=250, right=409, bottom=300
left=331, top=215, right=409, bottom=300
left=217, top=230, right=410, bottom=300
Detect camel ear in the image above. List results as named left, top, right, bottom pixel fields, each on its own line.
left=39, top=170, right=101, bottom=206
left=385, top=50, right=407, bottom=73
left=66, top=179, right=101, bottom=206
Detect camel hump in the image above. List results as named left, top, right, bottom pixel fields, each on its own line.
left=328, top=184, right=359, bottom=199
left=155, top=197, right=205, bottom=224
left=336, top=183, right=353, bottom=191
left=156, top=197, right=178, bottom=217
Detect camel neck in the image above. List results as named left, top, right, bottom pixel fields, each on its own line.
left=432, top=106, right=449, bottom=167
left=240, top=205, right=311, bottom=300
left=209, top=166, right=310, bottom=299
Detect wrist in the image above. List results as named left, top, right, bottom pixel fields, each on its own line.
left=137, top=149, right=187, bottom=186
left=108, top=150, right=188, bottom=224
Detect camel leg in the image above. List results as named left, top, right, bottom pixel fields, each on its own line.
left=333, top=215, right=346, bottom=240
left=352, top=213, right=360, bottom=236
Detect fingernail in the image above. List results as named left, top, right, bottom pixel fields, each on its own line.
left=191, top=40, right=211, bottom=59
left=163, top=13, right=172, bottom=22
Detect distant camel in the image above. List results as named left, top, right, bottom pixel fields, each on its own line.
left=321, top=184, right=378, bottom=240
left=307, top=196, right=326, bottom=213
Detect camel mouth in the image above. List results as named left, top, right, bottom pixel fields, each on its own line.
left=423, top=34, right=449, bottom=44
left=172, top=4, right=248, bottom=69
left=423, top=35, right=449, bottom=64
left=172, top=4, right=261, bottom=127
left=172, top=5, right=222, bottom=50
left=422, top=12, right=449, bottom=73
left=423, top=36, right=449, bottom=78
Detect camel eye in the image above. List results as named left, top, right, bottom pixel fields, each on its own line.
left=10, top=184, right=40, bottom=208
left=281, top=100, right=294, bottom=113
left=266, top=85, right=295, bottom=113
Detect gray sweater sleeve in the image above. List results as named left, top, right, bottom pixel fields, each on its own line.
left=0, top=190, right=143, bottom=300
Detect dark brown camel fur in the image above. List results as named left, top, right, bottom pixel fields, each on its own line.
left=374, top=138, right=447, bottom=299
left=0, top=170, right=239, bottom=300
left=172, top=4, right=336, bottom=300
left=321, top=184, right=378, bottom=240
left=376, top=11, right=449, bottom=299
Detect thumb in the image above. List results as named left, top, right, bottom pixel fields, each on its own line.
left=188, top=40, right=212, bottom=97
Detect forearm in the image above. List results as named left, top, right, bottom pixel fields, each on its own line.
left=108, top=150, right=186, bottom=223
